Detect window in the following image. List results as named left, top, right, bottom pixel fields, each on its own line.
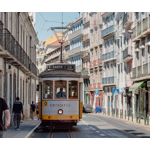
left=69, top=81, right=78, bottom=99
left=43, top=81, right=53, bottom=99
left=55, top=80, right=67, bottom=99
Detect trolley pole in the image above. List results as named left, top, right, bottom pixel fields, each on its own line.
left=60, top=43, right=62, bottom=63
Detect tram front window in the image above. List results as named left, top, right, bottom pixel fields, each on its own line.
left=69, top=81, right=78, bottom=99
left=55, top=80, right=67, bottom=99
left=43, top=81, right=53, bottom=99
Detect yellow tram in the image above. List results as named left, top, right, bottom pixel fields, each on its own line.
left=38, top=63, right=83, bottom=129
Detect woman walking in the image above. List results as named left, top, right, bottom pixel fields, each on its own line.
left=30, top=101, right=36, bottom=120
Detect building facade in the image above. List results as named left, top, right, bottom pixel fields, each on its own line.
left=89, top=12, right=103, bottom=109
left=101, top=12, right=117, bottom=114
left=0, top=12, right=39, bottom=124
left=130, top=12, right=150, bottom=118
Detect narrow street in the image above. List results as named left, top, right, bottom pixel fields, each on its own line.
left=30, top=113, right=150, bottom=138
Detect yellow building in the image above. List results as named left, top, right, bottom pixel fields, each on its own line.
left=37, top=32, right=63, bottom=73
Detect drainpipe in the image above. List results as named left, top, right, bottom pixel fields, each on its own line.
left=17, top=12, right=20, bottom=98
left=30, top=36, right=32, bottom=103
left=3, top=12, right=7, bottom=101
left=3, top=12, right=7, bottom=126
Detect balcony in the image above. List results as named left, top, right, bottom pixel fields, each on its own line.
left=0, top=28, right=38, bottom=77
left=123, top=13, right=132, bottom=29
left=102, top=51, right=116, bottom=62
left=132, top=63, right=149, bottom=79
left=69, top=28, right=82, bottom=40
left=122, top=47, right=133, bottom=62
left=76, top=65, right=82, bottom=72
left=81, top=50, right=90, bottom=59
left=0, top=21, right=3, bottom=49
left=102, top=77, right=116, bottom=85
left=83, top=17, right=90, bottom=25
left=82, top=33, right=90, bottom=42
left=63, top=40, right=70, bottom=47
left=132, top=16, right=150, bottom=42
left=101, top=25, right=115, bottom=38
left=64, top=53, right=69, bottom=60
left=89, top=83, right=101, bottom=90
left=68, top=47, right=81, bottom=56
left=81, top=68, right=89, bottom=77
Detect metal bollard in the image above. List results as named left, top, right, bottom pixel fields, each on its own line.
left=120, top=109, right=121, bottom=118
left=144, top=114, right=146, bottom=125
left=128, top=111, right=129, bottom=120
left=147, top=114, right=149, bottom=125
left=139, top=112, right=140, bottom=124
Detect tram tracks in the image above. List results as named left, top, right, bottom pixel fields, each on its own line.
left=49, top=129, right=73, bottom=138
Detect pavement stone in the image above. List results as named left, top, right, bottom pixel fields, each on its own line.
left=3, top=116, right=40, bottom=138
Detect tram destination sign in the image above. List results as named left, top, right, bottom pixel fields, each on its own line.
left=47, top=64, right=75, bottom=72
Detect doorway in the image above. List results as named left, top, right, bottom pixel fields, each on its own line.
left=13, top=73, right=16, bottom=103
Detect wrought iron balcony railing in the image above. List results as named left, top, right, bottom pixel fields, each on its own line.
left=1, top=28, right=39, bottom=77
left=102, top=51, right=115, bottom=61
left=69, top=28, right=82, bottom=40
left=101, top=25, right=115, bottom=38
left=0, top=21, right=3, bottom=46
left=122, top=47, right=133, bottom=61
left=102, top=76, right=115, bottom=85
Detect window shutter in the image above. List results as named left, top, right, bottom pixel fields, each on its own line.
left=146, top=46, right=148, bottom=63
left=140, top=50, right=142, bottom=65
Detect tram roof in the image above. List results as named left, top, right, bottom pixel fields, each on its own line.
left=39, top=63, right=83, bottom=78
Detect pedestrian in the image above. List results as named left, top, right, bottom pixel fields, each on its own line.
left=30, top=101, right=36, bottom=120
left=0, top=97, right=10, bottom=138
left=12, top=97, right=24, bottom=130
left=35, top=103, right=39, bottom=120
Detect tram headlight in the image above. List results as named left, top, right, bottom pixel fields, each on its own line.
left=58, top=109, right=63, bottom=115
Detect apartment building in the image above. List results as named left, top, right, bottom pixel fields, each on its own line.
left=36, top=32, right=63, bottom=73
left=68, top=13, right=83, bottom=72
left=62, top=25, right=71, bottom=63
left=45, top=41, right=61, bottom=64
left=0, top=12, right=39, bottom=124
left=88, top=12, right=103, bottom=109
left=101, top=12, right=117, bottom=114
left=130, top=12, right=150, bottom=118
left=81, top=12, right=90, bottom=104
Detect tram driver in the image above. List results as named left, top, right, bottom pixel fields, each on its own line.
left=56, top=87, right=66, bottom=98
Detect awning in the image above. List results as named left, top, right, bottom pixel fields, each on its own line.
left=129, top=81, right=144, bottom=92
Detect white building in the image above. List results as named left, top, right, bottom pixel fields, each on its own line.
left=0, top=12, right=39, bottom=125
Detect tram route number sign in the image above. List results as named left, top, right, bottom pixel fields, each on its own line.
left=47, top=65, right=75, bottom=72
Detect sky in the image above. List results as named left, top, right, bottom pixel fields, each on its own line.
left=35, top=12, right=78, bottom=44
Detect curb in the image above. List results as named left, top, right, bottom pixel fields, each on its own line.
left=97, top=113, right=150, bottom=129
left=24, top=121, right=41, bottom=138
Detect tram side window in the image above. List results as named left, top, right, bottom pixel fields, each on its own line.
left=69, top=81, right=78, bottom=99
left=55, top=80, right=67, bottom=99
left=43, top=81, right=53, bottom=99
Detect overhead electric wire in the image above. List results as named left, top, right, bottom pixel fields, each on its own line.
left=38, top=21, right=46, bottom=38
left=37, top=13, right=43, bottom=35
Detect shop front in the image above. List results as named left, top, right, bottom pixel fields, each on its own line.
left=129, top=81, right=148, bottom=119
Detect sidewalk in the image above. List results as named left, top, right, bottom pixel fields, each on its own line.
left=97, top=113, right=150, bottom=130
left=3, top=116, right=41, bottom=138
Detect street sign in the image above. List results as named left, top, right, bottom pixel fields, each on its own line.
left=95, top=90, right=99, bottom=95
left=120, top=88, right=125, bottom=94
left=113, top=89, right=119, bottom=95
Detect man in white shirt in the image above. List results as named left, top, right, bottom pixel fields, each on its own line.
left=56, top=88, right=66, bottom=98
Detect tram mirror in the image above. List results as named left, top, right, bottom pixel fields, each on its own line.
left=55, top=80, right=67, bottom=99
left=43, top=81, right=53, bottom=99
